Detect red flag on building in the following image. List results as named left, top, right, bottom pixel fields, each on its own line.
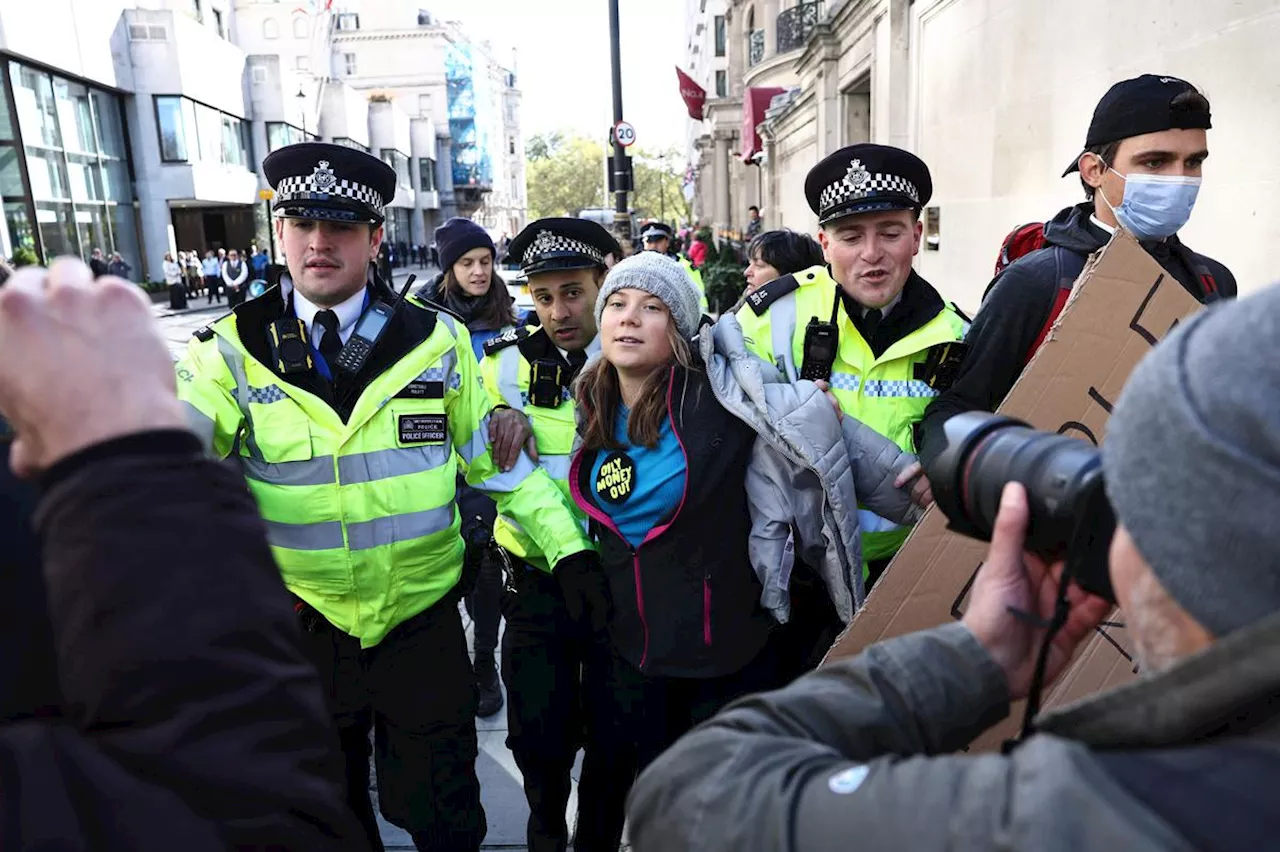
left=675, top=67, right=707, bottom=121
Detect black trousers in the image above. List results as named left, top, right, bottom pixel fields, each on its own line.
left=297, top=598, right=486, bottom=852
left=501, top=562, right=614, bottom=852
left=204, top=275, right=221, bottom=302
left=580, top=640, right=780, bottom=851
left=769, top=561, right=845, bottom=685
left=466, top=551, right=501, bottom=661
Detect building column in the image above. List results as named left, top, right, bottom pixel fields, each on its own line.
left=713, top=129, right=732, bottom=238
left=437, top=135, right=457, bottom=220
left=762, top=0, right=781, bottom=61
left=887, top=0, right=912, bottom=149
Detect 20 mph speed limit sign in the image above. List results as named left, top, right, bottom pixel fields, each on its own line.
left=613, top=121, right=637, bottom=147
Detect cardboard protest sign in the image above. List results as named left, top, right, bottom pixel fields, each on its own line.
left=822, top=229, right=1205, bottom=748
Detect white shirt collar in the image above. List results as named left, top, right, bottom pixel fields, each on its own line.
left=865, top=290, right=903, bottom=319
left=293, top=284, right=367, bottom=347
left=1090, top=214, right=1117, bottom=235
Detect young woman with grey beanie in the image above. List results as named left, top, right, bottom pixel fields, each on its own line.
left=568, top=251, right=783, bottom=849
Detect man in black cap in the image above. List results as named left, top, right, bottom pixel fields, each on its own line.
left=175, top=142, right=602, bottom=852
left=478, top=217, right=619, bottom=852
left=641, top=220, right=707, bottom=311
left=737, top=142, right=961, bottom=595
left=917, top=75, right=1236, bottom=466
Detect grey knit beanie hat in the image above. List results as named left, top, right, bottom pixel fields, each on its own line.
left=595, top=251, right=702, bottom=339
left=1103, top=283, right=1280, bottom=637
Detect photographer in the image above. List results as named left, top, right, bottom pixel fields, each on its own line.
left=627, top=284, right=1280, bottom=852
left=0, top=260, right=367, bottom=849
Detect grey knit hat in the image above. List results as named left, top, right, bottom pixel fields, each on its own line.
left=595, top=251, right=702, bottom=339
left=1103, top=283, right=1280, bottom=637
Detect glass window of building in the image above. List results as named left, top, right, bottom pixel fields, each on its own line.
left=3, top=59, right=139, bottom=267
left=263, top=18, right=279, bottom=39
left=343, top=53, right=357, bottom=76
left=714, top=15, right=727, bottom=56
left=380, top=149, right=410, bottom=188
left=293, top=15, right=308, bottom=38
left=337, top=13, right=359, bottom=30
left=267, top=122, right=308, bottom=152
left=155, top=96, right=189, bottom=162
left=418, top=93, right=432, bottom=117
left=715, top=70, right=727, bottom=98
left=212, top=8, right=224, bottom=38
left=333, top=136, right=370, bottom=153
left=296, top=55, right=310, bottom=73
left=419, top=157, right=435, bottom=192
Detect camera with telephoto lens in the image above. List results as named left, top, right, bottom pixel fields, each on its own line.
left=926, top=412, right=1117, bottom=604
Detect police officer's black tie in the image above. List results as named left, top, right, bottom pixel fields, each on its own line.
left=861, top=308, right=882, bottom=347
left=315, top=309, right=343, bottom=369
left=567, top=348, right=588, bottom=375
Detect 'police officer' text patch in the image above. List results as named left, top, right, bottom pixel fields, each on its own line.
left=399, top=414, right=447, bottom=445
left=595, top=451, right=636, bottom=504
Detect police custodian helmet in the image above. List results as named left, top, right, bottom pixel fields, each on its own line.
left=508, top=217, right=622, bottom=277
left=262, top=141, right=397, bottom=225
left=804, top=143, right=933, bottom=226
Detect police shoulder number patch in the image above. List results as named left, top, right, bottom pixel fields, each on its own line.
left=746, top=273, right=801, bottom=316
left=482, top=325, right=530, bottom=357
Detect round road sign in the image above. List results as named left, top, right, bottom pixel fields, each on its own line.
left=613, top=121, right=637, bottom=148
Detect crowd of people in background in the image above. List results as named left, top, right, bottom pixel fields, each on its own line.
left=160, top=245, right=271, bottom=307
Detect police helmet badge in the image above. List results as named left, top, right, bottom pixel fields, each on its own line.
left=844, top=158, right=870, bottom=190
left=311, top=159, right=338, bottom=193
left=529, top=230, right=558, bottom=259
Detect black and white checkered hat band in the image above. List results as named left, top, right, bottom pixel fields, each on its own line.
left=275, top=174, right=385, bottom=213
left=819, top=173, right=919, bottom=214
left=524, top=231, right=605, bottom=267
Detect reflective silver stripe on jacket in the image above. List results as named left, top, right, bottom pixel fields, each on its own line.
left=242, top=456, right=336, bottom=487
left=264, top=518, right=346, bottom=551
left=473, top=451, right=538, bottom=494
left=497, top=346, right=525, bottom=411
left=539, top=453, right=572, bottom=482
left=183, top=401, right=217, bottom=451
left=770, top=293, right=799, bottom=382
left=457, top=415, right=490, bottom=465
left=347, top=503, right=456, bottom=551
left=858, top=508, right=904, bottom=535
left=217, top=337, right=263, bottom=459
left=338, top=444, right=452, bottom=484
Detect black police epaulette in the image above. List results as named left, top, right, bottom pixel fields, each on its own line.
left=194, top=326, right=214, bottom=342
left=482, top=325, right=530, bottom=357
left=745, top=273, right=801, bottom=316
left=949, top=302, right=973, bottom=324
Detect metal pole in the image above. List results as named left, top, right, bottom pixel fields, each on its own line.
left=608, top=0, right=631, bottom=249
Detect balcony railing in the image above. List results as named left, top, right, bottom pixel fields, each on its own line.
left=777, top=1, right=822, bottom=54
left=749, top=29, right=765, bottom=66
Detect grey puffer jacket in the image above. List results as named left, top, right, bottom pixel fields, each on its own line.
left=700, top=314, right=921, bottom=621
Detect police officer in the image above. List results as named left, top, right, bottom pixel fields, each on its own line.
left=641, top=221, right=707, bottom=311
left=176, top=143, right=607, bottom=852
left=478, top=218, right=619, bottom=852
left=736, top=144, right=966, bottom=591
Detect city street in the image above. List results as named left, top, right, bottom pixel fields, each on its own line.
left=156, top=266, right=589, bottom=852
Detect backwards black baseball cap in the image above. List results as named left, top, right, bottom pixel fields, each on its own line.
left=1063, top=74, right=1212, bottom=176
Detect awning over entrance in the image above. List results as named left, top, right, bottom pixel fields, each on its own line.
left=741, top=86, right=786, bottom=162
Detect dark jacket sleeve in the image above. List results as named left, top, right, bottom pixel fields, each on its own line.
left=916, top=262, right=1059, bottom=466
left=626, top=623, right=1016, bottom=851
left=6, top=436, right=368, bottom=850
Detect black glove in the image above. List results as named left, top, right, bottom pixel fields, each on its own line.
left=555, top=551, right=611, bottom=635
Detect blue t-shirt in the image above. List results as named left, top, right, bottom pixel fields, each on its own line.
left=589, top=404, right=687, bottom=548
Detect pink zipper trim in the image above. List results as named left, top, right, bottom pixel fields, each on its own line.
left=703, top=575, right=712, bottom=647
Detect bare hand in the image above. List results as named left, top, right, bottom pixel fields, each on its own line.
left=812, top=380, right=844, bottom=422
left=488, top=407, right=535, bottom=471
left=894, top=461, right=934, bottom=508
left=0, top=259, right=186, bottom=478
left=962, top=483, right=1112, bottom=700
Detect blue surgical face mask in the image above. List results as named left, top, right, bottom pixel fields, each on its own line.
left=1097, top=164, right=1201, bottom=241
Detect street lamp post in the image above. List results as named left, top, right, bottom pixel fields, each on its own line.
left=296, top=86, right=307, bottom=138
left=607, top=0, right=631, bottom=248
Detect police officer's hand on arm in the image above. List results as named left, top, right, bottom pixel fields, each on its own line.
left=0, top=260, right=187, bottom=477
left=626, top=479, right=1111, bottom=852
left=488, top=406, right=537, bottom=470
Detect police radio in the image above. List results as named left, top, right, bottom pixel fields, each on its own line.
left=528, top=359, right=568, bottom=408
left=268, top=317, right=315, bottom=375
left=334, top=275, right=416, bottom=376
left=799, top=287, right=843, bottom=382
